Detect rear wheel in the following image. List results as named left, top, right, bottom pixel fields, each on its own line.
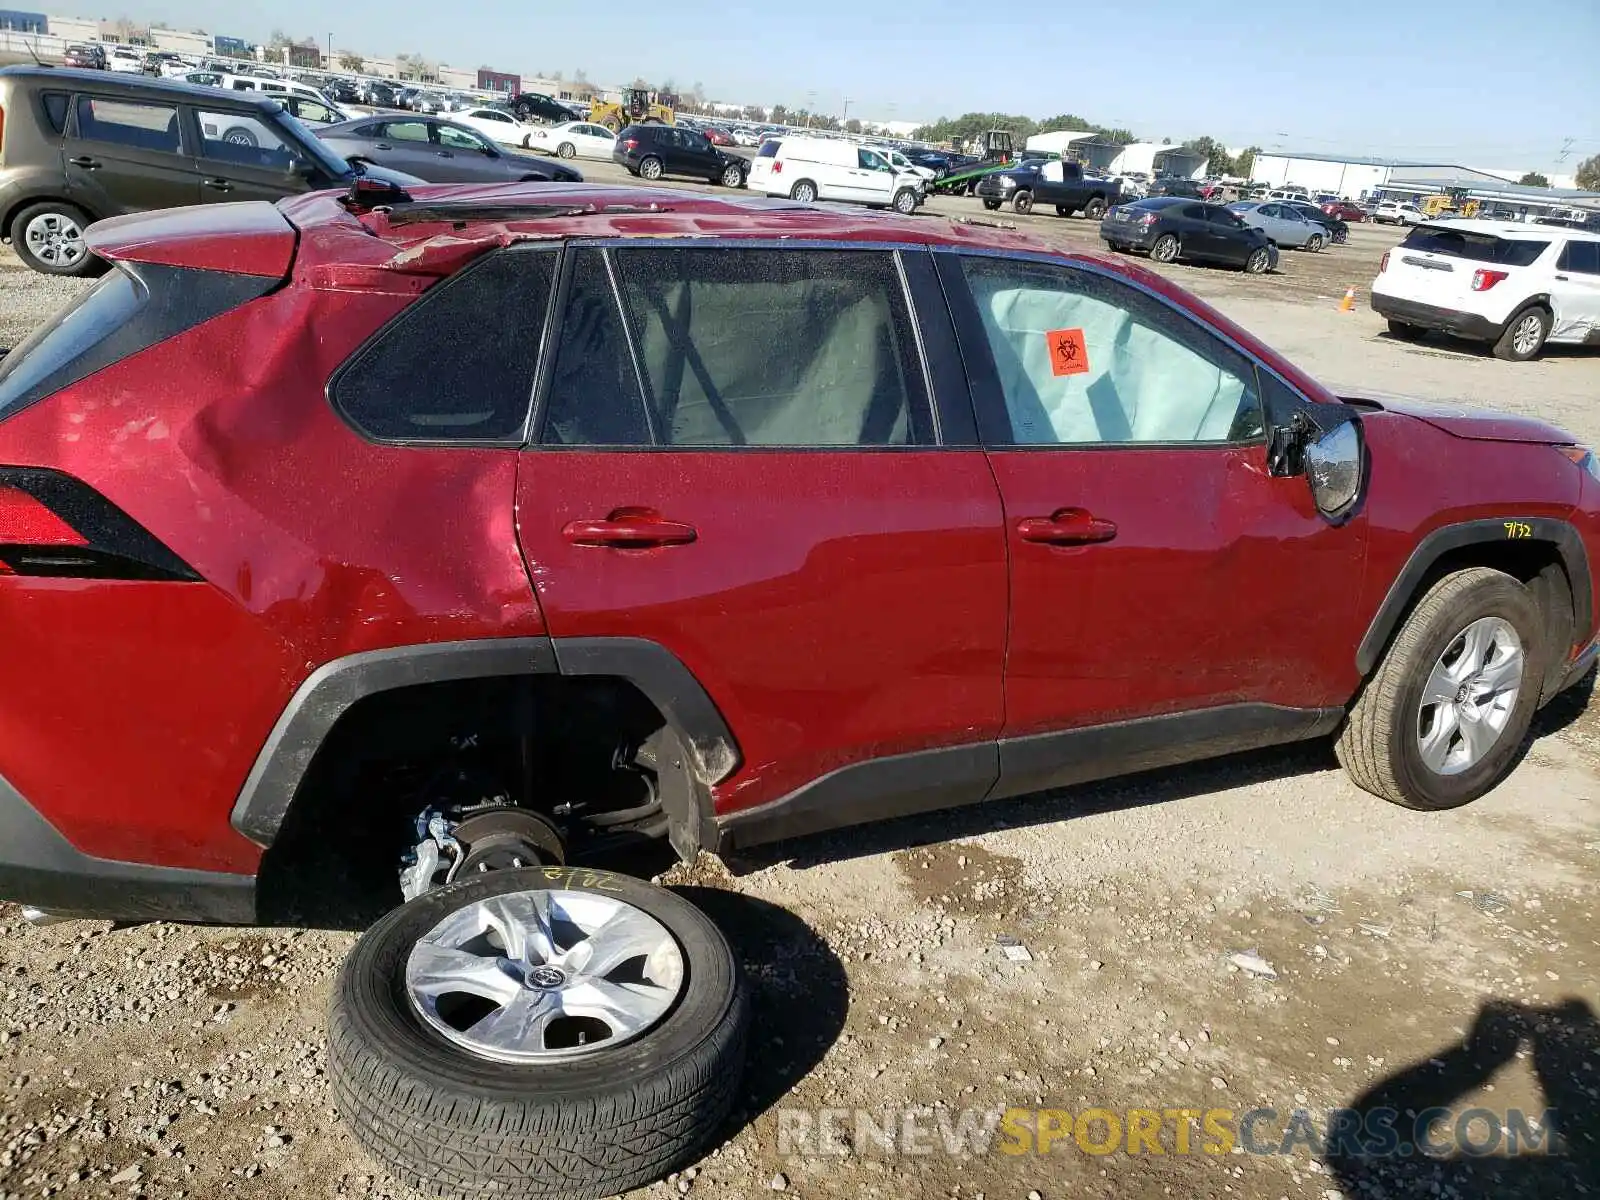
left=1083, top=196, right=1108, bottom=220
left=1055, top=204, right=1074, bottom=217
left=789, top=179, right=817, bottom=203
left=982, top=199, right=1002, bottom=211
left=638, top=156, right=664, bottom=182
left=223, top=126, right=258, bottom=147
left=13, top=202, right=96, bottom=277
left=1150, top=233, right=1180, bottom=263
left=329, top=868, right=749, bottom=1200
left=1387, top=319, right=1425, bottom=341
left=1494, top=306, right=1550, bottom=362
left=1306, top=233, right=1325, bottom=252
left=1243, top=246, right=1271, bottom=274
left=892, top=188, right=919, bottom=215
left=557, top=142, right=576, bottom=159
left=1011, top=189, right=1033, bottom=215
left=1337, top=568, right=1542, bottom=810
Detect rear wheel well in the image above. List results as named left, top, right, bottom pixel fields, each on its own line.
left=255, top=674, right=707, bottom=925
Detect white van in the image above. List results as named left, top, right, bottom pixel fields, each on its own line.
left=749, top=136, right=925, bottom=215
left=217, top=74, right=331, bottom=106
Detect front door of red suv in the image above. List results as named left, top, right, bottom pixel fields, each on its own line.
left=516, top=244, right=1009, bottom=826
left=938, top=251, right=1367, bottom=799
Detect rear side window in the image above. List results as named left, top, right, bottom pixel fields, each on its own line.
left=0, top=265, right=275, bottom=422
left=541, top=248, right=929, bottom=447
left=40, top=91, right=69, bottom=134
left=756, top=140, right=779, bottom=158
left=1401, top=227, right=1549, bottom=267
left=330, top=247, right=555, bottom=442
left=74, top=97, right=181, bottom=153
left=1557, top=241, right=1600, bottom=275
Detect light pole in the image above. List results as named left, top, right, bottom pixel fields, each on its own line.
left=326, top=33, right=331, bottom=68
left=842, top=97, right=852, bottom=128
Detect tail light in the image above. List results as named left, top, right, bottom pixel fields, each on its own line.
left=1380, top=251, right=1390, bottom=272
left=1140, top=212, right=1158, bottom=226
left=0, top=484, right=86, bottom=549
left=1472, top=269, right=1509, bottom=291
left=622, top=138, right=639, bottom=152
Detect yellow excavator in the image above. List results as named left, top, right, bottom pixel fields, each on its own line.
left=591, top=88, right=676, bottom=133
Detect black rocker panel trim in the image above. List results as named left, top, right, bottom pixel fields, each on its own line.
left=0, top=772, right=254, bottom=924
left=1356, top=517, right=1591, bottom=677
left=717, top=703, right=1342, bottom=852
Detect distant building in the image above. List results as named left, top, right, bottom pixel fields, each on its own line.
left=1025, top=132, right=1205, bottom=180
left=477, top=68, right=519, bottom=94
left=1252, top=151, right=1600, bottom=217
left=213, top=34, right=250, bottom=58
left=0, top=9, right=47, bottom=33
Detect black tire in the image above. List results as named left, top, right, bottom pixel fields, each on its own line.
left=1151, top=233, right=1180, bottom=263
left=1055, top=204, right=1073, bottom=217
left=789, top=179, right=817, bottom=203
left=638, top=156, right=664, bottom=182
left=1387, top=319, right=1425, bottom=341
left=1306, top=233, right=1324, bottom=253
left=982, top=199, right=1002, bottom=211
left=329, top=867, right=749, bottom=1200
left=1083, top=196, right=1108, bottom=220
left=11, top=201, right=98, bottom=277
left=892, top=187, right=918, bottom=215
left=557, top=142, right=576, bottom=159
left=223, top=126, right=258, bottom=147
left=1336, top=568, right=1543, bottom=811
left=1493, top=306, right=1551, bottom=362
left=720, top=163, right=744, bottom=188
left=1011, top=189, right=1033, bottom=215
left=1243, top=247, right=1270, bottom=274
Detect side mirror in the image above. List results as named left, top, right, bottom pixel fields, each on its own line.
left=1305, top=420, right=1363, bottom=518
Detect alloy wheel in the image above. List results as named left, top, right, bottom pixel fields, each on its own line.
left=405, top=888, right=685, bottom=1064
left=1415, top=616, right=1523, bottom=775
left=1511, top=314, right=1543, bottom=357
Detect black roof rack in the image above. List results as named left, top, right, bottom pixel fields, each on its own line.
left=370, top=198, right=674, bottom=227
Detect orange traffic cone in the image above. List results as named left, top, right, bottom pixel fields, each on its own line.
left=1339, top=286, right=1356, bottom=313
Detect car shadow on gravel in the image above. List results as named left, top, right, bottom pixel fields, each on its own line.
left=1323, top=998, right=1600, bottom=1198
left=672, top=885, right=849, bottom=1128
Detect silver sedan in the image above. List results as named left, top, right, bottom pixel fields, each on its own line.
left=1226, top=201, right=1330, bottom=251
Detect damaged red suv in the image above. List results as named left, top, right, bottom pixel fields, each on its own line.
left=1, top=180, right=1597, bottom=1200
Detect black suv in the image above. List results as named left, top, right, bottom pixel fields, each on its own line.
left=613, top=123, right=748, bottom=187
left=0, top=67, right=420, bottom=276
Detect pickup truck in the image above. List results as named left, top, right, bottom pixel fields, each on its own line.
left=974, top=159, right=1122, bottom=217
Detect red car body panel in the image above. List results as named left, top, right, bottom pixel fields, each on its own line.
left=517, top=451, right=1008, bottom=817
left=0, top=182, right=1594, bottom=915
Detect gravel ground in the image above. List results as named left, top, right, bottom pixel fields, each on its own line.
left=0, top=191, right=1597, bottom=1200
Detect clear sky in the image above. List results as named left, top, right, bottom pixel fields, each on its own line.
left=143, top=0, right=1596, bottom=168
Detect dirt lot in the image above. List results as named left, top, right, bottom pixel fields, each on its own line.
left=0, top=176, right=1597, bottom=1200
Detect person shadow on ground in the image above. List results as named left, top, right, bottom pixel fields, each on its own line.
left=1324, top=998, right=1599, bottom=1198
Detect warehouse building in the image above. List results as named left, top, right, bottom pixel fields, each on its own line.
left=1025, top=131, right=1206, bottom=180
left=1252, top=151, right=1599, bottom=211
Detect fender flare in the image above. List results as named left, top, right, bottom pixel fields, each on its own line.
left=1355, top=517, right=1591, bottom=677
left=229, top=637, right=736, bottom=849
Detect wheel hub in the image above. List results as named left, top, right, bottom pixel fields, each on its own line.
left=524, top=964, right=567, bottom=990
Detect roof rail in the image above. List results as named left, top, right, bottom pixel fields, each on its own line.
left=376, top=198, right=674, bottom=227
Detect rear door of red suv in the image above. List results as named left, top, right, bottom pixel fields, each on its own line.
left=935, top=249, right=1368, bottom=799
left=515, top=242, right=1009, bottom=828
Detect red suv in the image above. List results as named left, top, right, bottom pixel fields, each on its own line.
left=1, top=180, right=1597, bottom=1200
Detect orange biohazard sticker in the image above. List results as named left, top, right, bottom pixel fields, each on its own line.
left=1045, top=327, right=1089, bottom=376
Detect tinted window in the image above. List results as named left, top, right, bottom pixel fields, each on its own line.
left=959, top=256, right=1264, bottom=446
left=756, top=139, right=779, bottom=158
left=40, top=91, right=68, bottom=134
left=1400, top=227, right=1549, bottom=267
left=378, top=120, right=429, bottom=142
left=1206, top=207, right=1240, bottom=226
left=1180, top=204, right=1207, bottom=221
left=331, top=247, right=555, bottom=441
left=74, top=97, right=181, bottom=153
left=0, top=271, right=142, bottom=418
left=541, top=250, right=651, bottom=446
left=437, top=125, right=486, bottom=151
left=543, top=248, right=928, bottom=447
left=1557, top=241, right=1600, bottom=275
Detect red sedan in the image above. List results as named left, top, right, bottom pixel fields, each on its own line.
left=702, top=125, right=735, bottom=146
left=1322, top=200, right=1368, bottom=222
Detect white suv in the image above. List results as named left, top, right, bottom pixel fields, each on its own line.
left=1373, top=200, right=1425, bottom=225
left=1370, top=220, right=1600, bottom=361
